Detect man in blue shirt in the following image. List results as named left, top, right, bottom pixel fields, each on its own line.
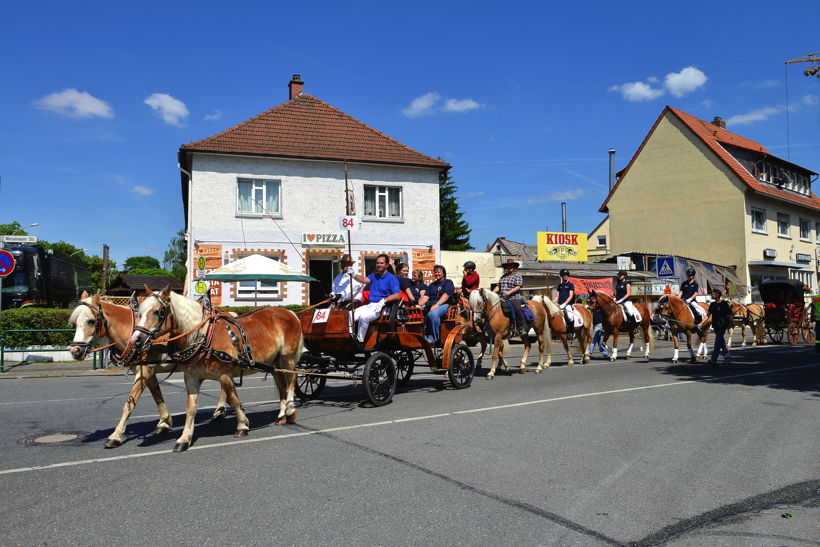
left=354, top=254, right=402, bottom=342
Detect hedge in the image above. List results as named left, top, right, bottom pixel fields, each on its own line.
left=0, top=304, right=309, bottom=348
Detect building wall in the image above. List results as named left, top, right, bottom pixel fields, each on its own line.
left=587, top=215, right=610, bottom=257
left=188, top=153, right=442, bottom=305
left=608, top=112, right=748, bottom=277
left=440, top=250, right=500, bottom=287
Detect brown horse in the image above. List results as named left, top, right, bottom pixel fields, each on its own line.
left=130, top=287, right=303, bottom=452
left=69, top=292, right=229, bottom=448
left=727, top=301, right=765, bottom=348
left=654, top=294, right=710, bottom=363
left=468, top=289, right=552, bottom=379
left=588, top=290, right=654, bottom=361
left=539, top=297, right=592, bottom=365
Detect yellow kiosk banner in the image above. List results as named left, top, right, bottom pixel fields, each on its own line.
left=537, top=232, right=588, bottom=262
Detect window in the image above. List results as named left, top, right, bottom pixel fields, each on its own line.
left=236, top=254, right=281, bottom=300
left=776, top=213, right=790, bottom=238
left=237, top=179, right=281, bottom=216
left=751, top=208, right=767, bottom=233
left=363, top=185, right=402, bottom=220
left=597, top=235, right=606, bottom=248
left=816, top=222, right=820, bottom=244
left=799, top=218, right=810, bottom=241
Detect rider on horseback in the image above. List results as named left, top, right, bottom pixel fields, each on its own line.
left=555, top=269, right=576, bottom=331
left=615, top=270, right=639, bottom=328
left=678, top=267, right=705, bottom=328
left=494, top=259, right=527, bottom=336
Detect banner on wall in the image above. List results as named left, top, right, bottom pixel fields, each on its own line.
left=193, top=244, right=223, bottom=305
left=537, top=232, right=588, bottom=262
left=411, top=248, right=436, bottom=283
left=567, top=276, right=613, bottom=296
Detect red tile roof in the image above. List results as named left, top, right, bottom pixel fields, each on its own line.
left=181, top=94, right=449, bottom=169
left=600, top=106, right=820, bottom=212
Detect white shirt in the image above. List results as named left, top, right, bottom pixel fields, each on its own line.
left=332, top=269, right=363, bottom=302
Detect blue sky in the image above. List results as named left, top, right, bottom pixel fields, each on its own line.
left=1, top=1, right=819, bottom=266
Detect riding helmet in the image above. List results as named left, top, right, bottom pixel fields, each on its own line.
left=559, top=268, right=570, bottom=277
left=617, top=269, right=627, bottom=277
left=463, top=261, right=476, bottom=270
left=686, top=267, right=696, bottom=277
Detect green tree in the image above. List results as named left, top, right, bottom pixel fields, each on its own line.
left=163, top=228, right=187, bottom=283
left=127, top=267, right=175, bottom=277
left=0, top=221, right=28, bottom=235
left=123, top=255, right=161, bottom=272
left=439, top=170, right=472, bottom=251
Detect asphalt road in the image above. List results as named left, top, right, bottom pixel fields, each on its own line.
left=0, top=334, right=817, bottom=546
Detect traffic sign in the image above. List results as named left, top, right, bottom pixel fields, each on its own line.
left=0, top=250, right=15, bottom=277
left=657, top=256, right=676, bottom=278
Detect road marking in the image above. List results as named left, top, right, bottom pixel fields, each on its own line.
left=0, top=384, right=276, bottom=406
left=0, top=363, right=815, bottom=476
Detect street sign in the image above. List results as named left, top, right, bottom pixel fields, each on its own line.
left=657, top=256, right=676, bottom=278
left=1, top=235, right=37, bottom=244
left=0, top=250, right=16, bottom=277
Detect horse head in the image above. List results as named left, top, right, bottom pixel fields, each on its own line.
left=130, top=285, right=173, bottom=350
left=587, top=290, right=599, bottom=309
left=69, top=290, right=107, bottom=360
left=655, top=294, right=672, bottom=319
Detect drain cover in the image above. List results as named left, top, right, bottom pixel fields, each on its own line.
left=19, top=432, right=89, bottom=447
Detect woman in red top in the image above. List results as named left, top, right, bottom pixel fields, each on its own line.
left=461, top=261, right=480, bottom=297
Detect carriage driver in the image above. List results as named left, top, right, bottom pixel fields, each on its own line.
left=494, top=259, right=527, bottom=336
left=615, top=270, right=639, bottom=326
left=678, top=267, right=706, bottom=326
left=330, top=254, right=367, bottom=307
left=555, top=269, right=576, bottom=329
left=354, top=254, right=402, bottom=342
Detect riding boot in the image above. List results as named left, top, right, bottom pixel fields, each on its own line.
left=514, top=305, right=527, bottom=337
left=563, top=310, right=575, bottom=340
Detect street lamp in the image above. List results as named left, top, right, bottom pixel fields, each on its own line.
left=11, top=222, right=38, bottom=235
left=70, top=248, right=88, bottom=257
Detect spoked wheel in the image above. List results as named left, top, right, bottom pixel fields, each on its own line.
left=802, top=320, right=816, bottom=344
left=362, top=352, right=397, bottom=407
left=766, top=326, right=784, bottom=344
left=393, top=350, right=415, bottom=386
left=787, top=323, right=800, bottom=345
left=295, top=370, right=327, bottom=401
left=447, top=343, right=475, bottom=389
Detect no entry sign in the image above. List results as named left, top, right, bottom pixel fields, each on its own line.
left=0, top=250, right=16, bottom=277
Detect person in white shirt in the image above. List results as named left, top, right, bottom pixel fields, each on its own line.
left=331, top=254, right=367, bottom=307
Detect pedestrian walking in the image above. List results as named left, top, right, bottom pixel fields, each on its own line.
left=588, top=305, right=609, bottom=358
left=700, top=288, right=733, bottom=365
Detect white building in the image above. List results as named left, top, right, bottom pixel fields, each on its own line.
left=178, top=76, right=449, bottom=306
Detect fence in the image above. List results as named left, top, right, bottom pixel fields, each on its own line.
left=0, top=329, right=105, bottom=373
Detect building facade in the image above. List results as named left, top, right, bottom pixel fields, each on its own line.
left=596, top=107, right=819, bottom=300
left=179, top=76, right=449, bottom=306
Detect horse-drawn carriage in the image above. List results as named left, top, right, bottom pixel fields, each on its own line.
left=759, top=280, right=815, bottom=344
left=295, top=301, right=476, bottom=406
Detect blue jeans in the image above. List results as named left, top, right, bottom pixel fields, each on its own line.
left=710, top=328, right=731, bottom=363
left=425, top=303, right=450, bottom=342
left=589, top=323, right=609, bottom=355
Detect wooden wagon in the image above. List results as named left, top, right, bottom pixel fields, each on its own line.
left=759, top=280, right=815, bottom=344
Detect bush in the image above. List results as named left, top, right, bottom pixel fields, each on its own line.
left=0, top=308, right=74, bottom=347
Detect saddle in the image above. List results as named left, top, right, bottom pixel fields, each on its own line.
left=618, top=304, right=642, bottom=324
left=502, top=301, right=534, bottom=322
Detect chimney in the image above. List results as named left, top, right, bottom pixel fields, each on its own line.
left=608, top=148, right=616, bottom=191
left=288, top=74, right=303, bottom=100
left=711, top=116, right=726, bottom=129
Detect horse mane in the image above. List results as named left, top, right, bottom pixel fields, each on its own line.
left=168, top=291, right=203, bottom=332
left=533, top=294, right=559, bottom=315
left=69, top=296, right=93, bottom=325
left=469, top=288, right=499, bottom=309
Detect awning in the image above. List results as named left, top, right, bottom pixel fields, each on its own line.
left=714, top=266, right=749, bottom=297
left=747, top=261, right=807, bottom=269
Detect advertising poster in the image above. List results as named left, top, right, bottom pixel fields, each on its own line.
left=411, top=248, right=436, bottom=283
left=568, top=276, right=613, bottom=296
left=537, top=232, right=588, bottom=261
left=193, top=244, right=223, bottom=305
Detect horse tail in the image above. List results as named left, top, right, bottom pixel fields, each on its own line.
left=531, top=295, right=553, bottom=355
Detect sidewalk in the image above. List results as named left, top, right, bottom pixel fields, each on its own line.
left=0, top=359, right=120, bottom=379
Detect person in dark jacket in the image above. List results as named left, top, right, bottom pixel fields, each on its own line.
left=419, top=264, right=455, bottom=343
left=700, top=288, right=733, bottom=365
left=588, top=305, right=609, bottom=357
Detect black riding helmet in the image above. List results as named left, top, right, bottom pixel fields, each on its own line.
left=463, top=261, right=476, bottom=270
left=559, top=268, right=570, bottom=277
left=686, top=267, right=696, bottom=277
left=617, top=269, right=627, bottom=277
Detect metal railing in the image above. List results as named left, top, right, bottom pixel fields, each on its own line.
left=0, top=329, right=105, bottom=373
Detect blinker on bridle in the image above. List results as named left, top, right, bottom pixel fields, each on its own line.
left=134, top=293, right=172, bottom=345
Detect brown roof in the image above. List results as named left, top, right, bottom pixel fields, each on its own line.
left=486, top=237, right=538, bottom=260
left=180, top=94, right=449, bottom=169
left=106, top=274, right=184, bottom=295
left=600, top=106, right=820, bottom=213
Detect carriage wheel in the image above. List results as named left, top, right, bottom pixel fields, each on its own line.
left=801, top=320, right=815, bottom=344
left=766, top=326, right=784, bottom=344
left=787, top=324, right=800, bottom=345
left=447, top=343, right=475, bottom=390
left=393, top=350, right=415, bottom=386
left=362, top=352, right=397, bottom=407
left=295, top=371, right=327, bottom=401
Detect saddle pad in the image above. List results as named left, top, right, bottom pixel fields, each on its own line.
left=522, top=305, right=535, bottom=323
left=568, top=306, right=583, bottom=328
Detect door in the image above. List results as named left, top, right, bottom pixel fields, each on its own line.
left=309, top=259, right=336, bottom=305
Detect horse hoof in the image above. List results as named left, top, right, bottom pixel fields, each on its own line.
left=209, top=408, right=226, bottom=422
left=275, top=416, right=288, bottom=425
left=609, top=357, right=616, bottom=362
left=233, top=430, right=248, bottom=438
left=518, top=368, right=526, bottom=374
left=173, top=442, right=189, bottom=452
left=286, top=411, right=297, bottom=424
left=152, top=427, right=170, bottom=436
left=534, top=369, right=542, bottom=374
left=672, top=359, right=678, bottom=364
left=104, top=438, right=122, bottom=449
left=486, top=374, right=494, bottom=380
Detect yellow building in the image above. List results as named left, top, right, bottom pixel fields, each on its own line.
left=597, top=106, right=819, bottom=299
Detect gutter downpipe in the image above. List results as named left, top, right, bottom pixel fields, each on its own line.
left=179, top=162, right=193, bottom=293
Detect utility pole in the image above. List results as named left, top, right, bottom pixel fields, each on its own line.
left=785, top=52, right=820, bottom=77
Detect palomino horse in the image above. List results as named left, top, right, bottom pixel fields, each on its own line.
left=130, top=287, right=303, bottom=452
left=727, top=301, right=765, bottom=348
left=588, top=291, right=654, bottom=361
left=68, top=291, right=229, bottom=448
left=468, top=289, right=552, bottom=379
left=654, top=294, right=710, bottom=363
left=540, top=297, right=592, bottom=365
left=456, top=295, right=488, bottom=368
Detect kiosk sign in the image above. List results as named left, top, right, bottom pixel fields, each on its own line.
left=537, top=232, right=588, bottom=262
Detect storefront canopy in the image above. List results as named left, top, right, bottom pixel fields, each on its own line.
left=203, top=254, right=317, bottom=282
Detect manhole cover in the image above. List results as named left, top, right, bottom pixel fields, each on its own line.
left=19, top=432, right=89, bottom=447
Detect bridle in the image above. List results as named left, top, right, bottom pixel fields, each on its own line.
left=133, top=293, right=173, bottom=349
left=68, top=301, right=110, bottom=360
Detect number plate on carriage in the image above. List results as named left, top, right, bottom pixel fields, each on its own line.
left=312, top=309, right=330, bottom=323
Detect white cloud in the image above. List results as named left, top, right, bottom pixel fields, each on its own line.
left=33, top=89, right=114, bottom=119
left=526, top=189, right=584, bottom=204
left=802, top=94, right=819, bottom=106
left=131, top=185, right=154, bottom=196
left=726, top=106, right=782, bottom=126
left=701, top=98, right=714, bottom=108
left=443, top=98, right=482, bottom=113
left=204, top=110, right=223, bottom=121
left=664, top=66, right=708, bottom=98
left=402, top=92, right=441, bottom=118
left=609, top=81, right=664, bottom=102
left=144, top=93, right=189, bottom=126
